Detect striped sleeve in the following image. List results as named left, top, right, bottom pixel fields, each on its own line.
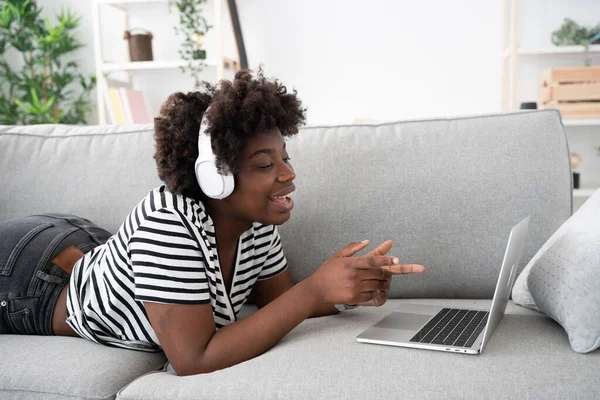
left=129, top=209, right=211, bottom=304
left=257, top=226, right=288, bottom=280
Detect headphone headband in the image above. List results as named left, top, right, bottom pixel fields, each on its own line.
left=194, top=106, right=235, bottom=199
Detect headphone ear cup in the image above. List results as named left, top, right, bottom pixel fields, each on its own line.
left=195, top=160, right=234, bottom=199
left=221, top=174, right=235, bottom=198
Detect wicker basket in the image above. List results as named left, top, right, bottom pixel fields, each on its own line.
left=124, top=29, right=154, bottom=62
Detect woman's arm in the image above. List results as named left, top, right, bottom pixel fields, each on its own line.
left=144, top=277, right=320, bottom=376
left=145, top=241, right=400, bottom=376
left=250, top=269, right=339, bottom=317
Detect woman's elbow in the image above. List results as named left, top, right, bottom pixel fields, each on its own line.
left=172, top=360, right=217, bottom=376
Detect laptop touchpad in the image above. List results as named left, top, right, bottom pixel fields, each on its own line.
left=374, top=312, right=432, bottom=331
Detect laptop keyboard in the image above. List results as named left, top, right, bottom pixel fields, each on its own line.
left=409, top=308, right=489, bottom=348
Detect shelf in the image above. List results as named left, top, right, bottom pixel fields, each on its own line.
left=563, top=119, right=600, bottom=127
left=573, top=188, right=598, bottom=198
left=93, top=0, right=229, bottom=125
left=101, top=59, right=218, bottom=72
left=503, top=44, right=600, bottom=58
left=96, top=0, right=168, bottom=5
left=96, top=0, right=168, bottom=11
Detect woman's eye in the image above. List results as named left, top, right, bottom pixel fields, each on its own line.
left=259, top=163, right=274, bottom=169
left=284, top=157, right=291, bottom=163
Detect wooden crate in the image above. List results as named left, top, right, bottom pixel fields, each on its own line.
left=539, top=66, right=600, bottom=119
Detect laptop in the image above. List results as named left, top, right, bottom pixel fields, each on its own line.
left=357, top=216, right=530, bottom=355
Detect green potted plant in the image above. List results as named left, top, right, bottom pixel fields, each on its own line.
left=0, top=0, right=95, bottom=125
left=169, top=0, right=211, bottom=85
left=551, top=18, right=600, bottom=66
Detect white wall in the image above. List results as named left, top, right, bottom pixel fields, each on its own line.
left=236, top=0, right=504, bottom=124
left=29, top=0, right=504, bottom=126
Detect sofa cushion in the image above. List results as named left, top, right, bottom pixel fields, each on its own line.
left=0, top=124, right=160, bottom=234
left=117, top=299, right=600, bottom=400
left=513, top=188, right=600, bottom=353
left=278, top=110, right=571, bottom=298
left=0, top=335, right=167, bottom=400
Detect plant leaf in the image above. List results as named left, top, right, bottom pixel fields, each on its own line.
left=15, top=99, right=36, bottom=113
left=30, top=87, right=41, bottom=108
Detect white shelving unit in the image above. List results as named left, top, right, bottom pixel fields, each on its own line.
left=562, top=119, right=600, bottom=127
left=503, top=44, right=600, bottom=58
left=101, top=59, right=219, bottom=72
left=91, top=0, right=236, bottom=125
left=501, top=0, right=600, bottom=112
left=573, top=188, right=598, bottom=198
left=501, top=0, right=599, bottom=207
left=97, top=0, right=168, bottom=6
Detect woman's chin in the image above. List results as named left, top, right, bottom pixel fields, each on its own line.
left=274, top=212, right=292, bottom=225
left=259, top=211, right=292, bottom=226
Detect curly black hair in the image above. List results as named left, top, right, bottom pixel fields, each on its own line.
left=153, top=68, right=306, bottom=201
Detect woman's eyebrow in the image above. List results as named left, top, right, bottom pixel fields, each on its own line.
left=249, top=148, right=275, bottom=158
left=249, top=143, right=286, bottom=158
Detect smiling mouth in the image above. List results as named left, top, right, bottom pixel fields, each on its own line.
left=269, top=184, right=295, bottom=206
left=270, top=195, right=292, bottom=205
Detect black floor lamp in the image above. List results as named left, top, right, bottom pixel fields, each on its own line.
left=226, top=0, right=248, bottom=70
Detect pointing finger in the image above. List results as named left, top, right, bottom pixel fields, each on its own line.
left=383, top=263, right=426, bottom=275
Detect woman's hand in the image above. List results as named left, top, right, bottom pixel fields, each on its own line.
left=355, top=240, right=425, bottom=307
left=307, top=240, right=425, bottom=307
left=309, top=240, right=425, bottom=306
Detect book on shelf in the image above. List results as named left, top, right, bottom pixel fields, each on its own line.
left=108, top=88, right=126, bottom=125
left=119, top=88, right=151, bottom=124
left=101, top=80, right=117, bottom=124
left=102, top=79, right=151, bottom=125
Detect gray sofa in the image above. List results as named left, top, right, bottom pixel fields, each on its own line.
left=1, top=110, right=598, bottom=399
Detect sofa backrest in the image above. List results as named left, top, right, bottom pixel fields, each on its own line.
left=277, top=110, right=571, bottom=298
left=0, top=110, right=571, bottom=298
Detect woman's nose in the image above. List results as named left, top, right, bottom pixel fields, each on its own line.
left=279, top=162, right=295, bottom=182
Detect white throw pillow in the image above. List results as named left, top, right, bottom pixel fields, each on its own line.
left=512, top=189, right=600, bottom=353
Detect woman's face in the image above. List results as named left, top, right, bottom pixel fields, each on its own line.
left=220, top=127, right=296, bottom=226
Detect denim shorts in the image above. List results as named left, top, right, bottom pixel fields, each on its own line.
left=0, top=213, right=111, bottom=335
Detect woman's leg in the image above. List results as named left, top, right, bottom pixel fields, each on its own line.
left=0, top=214, right=110, bottom=336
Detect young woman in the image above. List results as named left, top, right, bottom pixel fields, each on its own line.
left=0, top=69, right=425, bottom=375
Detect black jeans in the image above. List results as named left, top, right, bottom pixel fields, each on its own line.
left=0, top=213, right=111, bottom=335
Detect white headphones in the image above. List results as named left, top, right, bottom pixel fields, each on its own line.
left=194, top=107, right=235, bottom=199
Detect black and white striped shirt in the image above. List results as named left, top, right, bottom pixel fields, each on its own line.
left=66, top=186, right=288, bottom=351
